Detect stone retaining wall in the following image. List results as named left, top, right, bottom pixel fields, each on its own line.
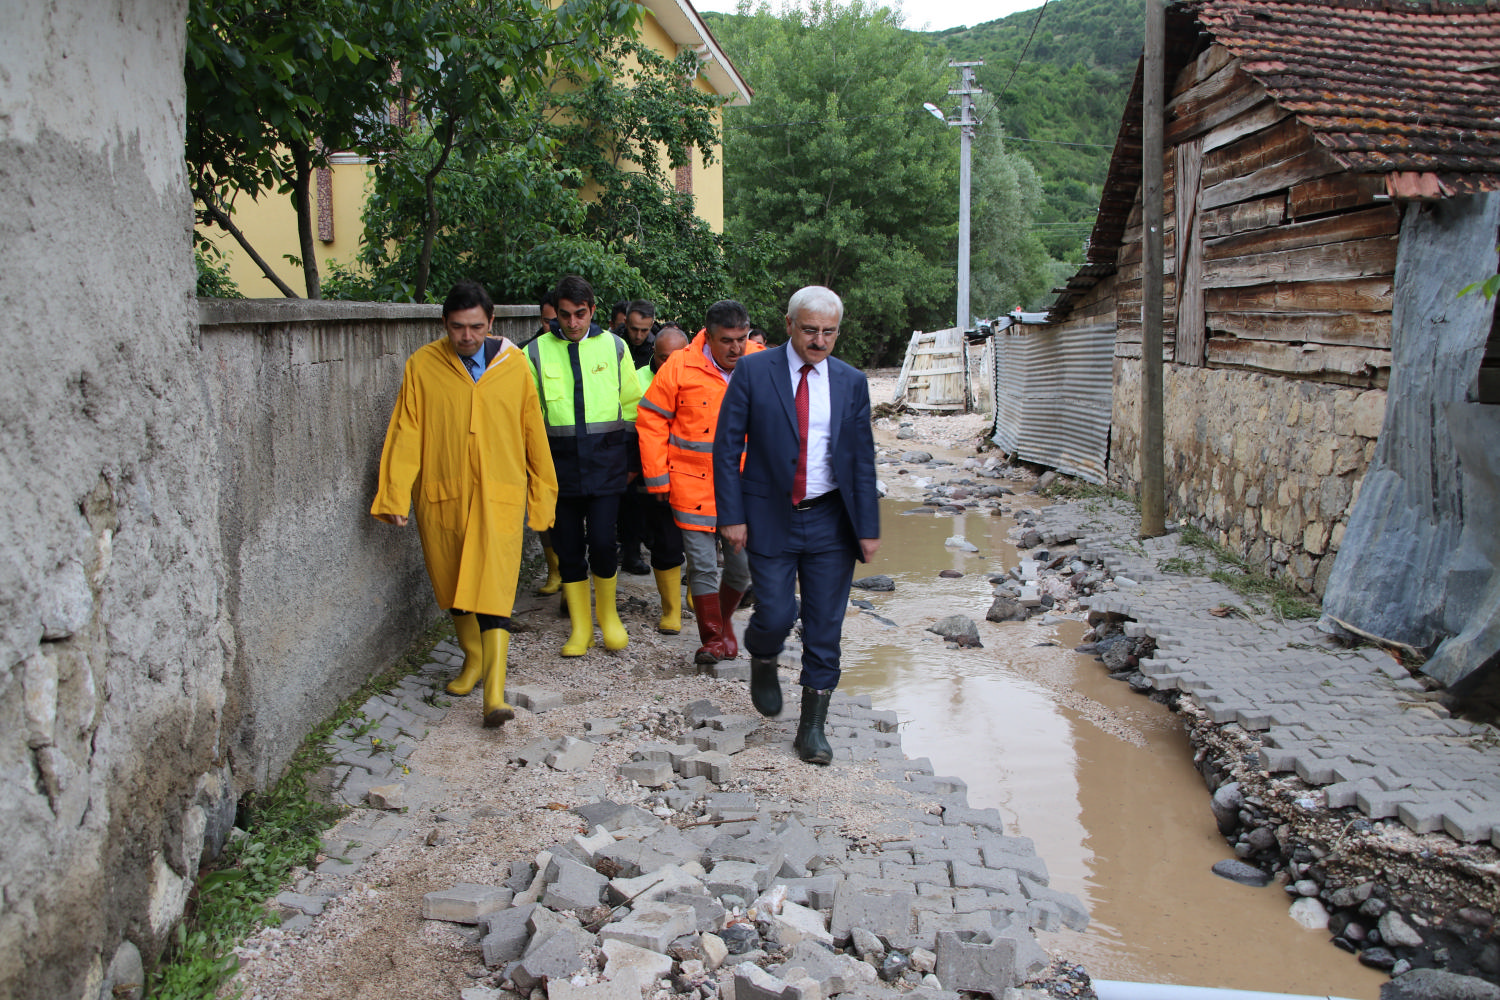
left=1109, top=358, right=1387, bottom=594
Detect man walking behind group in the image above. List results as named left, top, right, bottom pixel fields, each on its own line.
left=629, top=324, right=691, bottom=634
left=617, top=299, right=662, bottom=577
left=712, top=286, right=880, bottom=764
left=525, top=274, right=643, bottom=657
left=372, top=281, right=557, bottom=728
left=638, top=301, right=762, bottom=664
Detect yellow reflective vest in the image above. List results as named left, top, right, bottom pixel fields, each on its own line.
left=524, top=325, right=643, bottom=497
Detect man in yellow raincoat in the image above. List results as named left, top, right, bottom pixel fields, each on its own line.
left=372, top=281, right=557, bottom=727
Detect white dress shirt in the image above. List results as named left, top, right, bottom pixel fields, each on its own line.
left=787, top=348, right=835, bottom=499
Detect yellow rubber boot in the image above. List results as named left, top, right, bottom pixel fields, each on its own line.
left=445, top=613, right=483, bottom=695
left=593, top=574, right=630, bottom=650
left=561, top=580, right=594, bottom=657
left=653, top=566, right=682, bottom=635
left=482, top=629, right=514, bottom=728
left=537, top=546, right=562, bottom=596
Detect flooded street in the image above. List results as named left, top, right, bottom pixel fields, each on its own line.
left=836, top=498, right=1388, bottom=998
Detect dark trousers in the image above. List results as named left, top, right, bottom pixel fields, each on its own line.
left=742, top=501, right=858, bottom=691
left=618, top=488, right=650, bottom=561
left=553, top=493, right=621, bottom=583
left=644, top=498, right=685, bottom=571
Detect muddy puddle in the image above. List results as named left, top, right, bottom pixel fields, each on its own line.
left=836, top=498, right=1387, bottom=998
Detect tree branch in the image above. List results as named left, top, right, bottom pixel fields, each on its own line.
left=200, top=197, right=299, bottom=298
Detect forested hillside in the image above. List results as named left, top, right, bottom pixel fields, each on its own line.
left=708, top=0, right=1142, bottom=265
left=935, top=0, right=1143, bottom=260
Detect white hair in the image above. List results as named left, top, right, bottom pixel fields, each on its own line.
left=785, top=286, right=843, bottom=325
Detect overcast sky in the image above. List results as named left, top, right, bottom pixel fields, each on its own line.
left=691, top=0, right=1045, bottom=33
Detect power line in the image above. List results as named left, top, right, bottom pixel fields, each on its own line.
left=725, top=109, right=1112, bottom=149
left=1004, top=135, right=1113, bottom=149
left=992, top=1, right=1049, bottom=109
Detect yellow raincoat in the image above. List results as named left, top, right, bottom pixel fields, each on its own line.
left=371, top=337, right=558, bottom=617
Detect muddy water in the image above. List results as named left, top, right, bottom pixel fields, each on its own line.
left=836, top=500, right=1387, bottom=998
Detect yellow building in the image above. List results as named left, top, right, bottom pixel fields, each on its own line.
left=200, top=0, right=750, bottom=298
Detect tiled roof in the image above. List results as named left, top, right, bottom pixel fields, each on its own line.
left=1048, top=0, right=1500, bottom=318
left=1198, top=0, right=1500, bottom=195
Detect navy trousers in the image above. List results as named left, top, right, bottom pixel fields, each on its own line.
left=741, top=500, right=858, bottom=691
left=552, top=493, right=621, bottom=583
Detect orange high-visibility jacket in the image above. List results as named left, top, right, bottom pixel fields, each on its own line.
left=636, top=331, right=763, bottom=532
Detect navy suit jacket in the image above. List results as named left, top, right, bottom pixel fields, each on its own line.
left=713, top=344, right=880, bottom=559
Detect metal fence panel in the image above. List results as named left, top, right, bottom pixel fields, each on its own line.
left=989, top=321, right=1115, bottom=484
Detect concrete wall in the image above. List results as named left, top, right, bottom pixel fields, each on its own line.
left=1110, top=360, right=1387, bottom=594
left=0, top=1, right=227, bottom=995
left=199, top=299, right=539, bottom=785
left=200, top=300, right=443, bottom=787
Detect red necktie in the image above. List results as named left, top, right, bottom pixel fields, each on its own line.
left=794, top=363, right=813, bottom=503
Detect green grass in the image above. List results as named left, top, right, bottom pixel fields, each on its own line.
left=1038, top=478, right=1138, bottom=510
left=1157, top=554, right=1208, bottom=576
left=1174, top=522, right=1320, bottom=620
left=147, top=615, right=450, bottom=999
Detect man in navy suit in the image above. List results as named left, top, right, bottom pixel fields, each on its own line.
left=713, top=286, right=881, bottom=765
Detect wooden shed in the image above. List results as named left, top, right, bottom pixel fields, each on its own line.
left=1043, top=0, right=1500, bottom=682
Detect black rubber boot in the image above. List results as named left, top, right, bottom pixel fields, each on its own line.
left=793, top=687, right=833, bottom=765
left=749, top=655, right=783, bottom=716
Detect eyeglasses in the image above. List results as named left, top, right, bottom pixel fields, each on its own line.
left=797, top=326, right=839, bottom=338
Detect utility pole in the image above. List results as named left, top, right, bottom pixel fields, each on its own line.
left=931, top=61, right=983, bottom=333
left=1139, top=0, right=1166, bottom=538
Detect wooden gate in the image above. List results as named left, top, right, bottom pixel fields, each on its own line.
left=892, top=327, right=969, bottom=411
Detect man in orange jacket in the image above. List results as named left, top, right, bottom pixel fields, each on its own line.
left=637, top=300, right=763, bottom=663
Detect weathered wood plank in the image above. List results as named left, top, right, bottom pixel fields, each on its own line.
left=1172, top=42, right=1234, bottom=96
left=1201, top=116, right=1318, bottom=190
left=1206, top=337, right=1391, bottom=383
left=1206, top=277, right=1395, bottom=314
left=1202, top=205, right=1400, bottom=262
left=1202, top=235, right=1397, bottom=287
left=1175, top=137, right=1206, bottom=365
left=1200, top=195, right=1286, bottom=239
left=1194, top=197, right=1290, bottom=239
left=1201, top=147, right=1354, bottom=214
left=1207, top=310, right=1391, bottom=349
left=1287, top=173, right=1388, bottom=219
left=1201, top=99, right=1291, bottom=154
left=1166, top=67, right=1267, bottom=147
left=1118, top=229, right=1177, bottom=269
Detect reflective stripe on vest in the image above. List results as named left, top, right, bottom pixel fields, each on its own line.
left=668, top=433, right=714, bottom=453
left=639, top=397, right=674, bottom=420
left=673, top=507, right=717, bottom=528
left=526, top=331, right=627, bottom=431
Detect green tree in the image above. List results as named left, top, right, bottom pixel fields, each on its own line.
left=344, top=23, right=734, bottom=319
left=383, top=0, right=640, bottom=301
left=548, top=37, right=733, bottom=324
left=186, top=0, right=640, bottom=300
left=186, top=0, right=397, bottom=297
left=717, top=0, right=959, bottom=365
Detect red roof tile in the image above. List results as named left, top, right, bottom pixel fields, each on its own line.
left=1198, top=0, right=1500, bottom=187
left=1048, top=0, right=1500, bottom=318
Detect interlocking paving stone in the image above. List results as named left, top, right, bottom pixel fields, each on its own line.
left=1035, top=500, right=1500, bottom=842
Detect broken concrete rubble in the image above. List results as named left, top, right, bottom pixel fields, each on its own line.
left=415, top=695, right=1084, bottom=997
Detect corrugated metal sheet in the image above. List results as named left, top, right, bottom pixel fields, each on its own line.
left=990, top=321, right=1116, bottom=484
